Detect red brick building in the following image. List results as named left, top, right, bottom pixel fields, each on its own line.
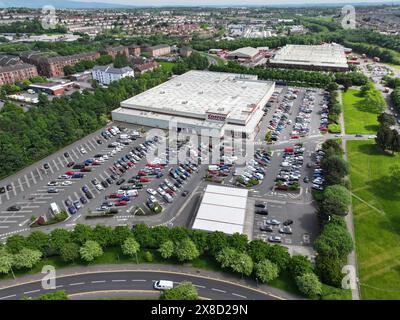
left=128, top=45, right=141, bottom=57
left=0, top=63, right=38, bottom=85
left=101, top=46, right=129, bottom=59
left=143, top=44, right=171, bottom=57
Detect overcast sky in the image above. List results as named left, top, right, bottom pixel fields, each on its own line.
left=75, top=0, right=396, bottom=6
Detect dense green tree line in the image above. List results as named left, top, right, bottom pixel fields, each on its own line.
left=209, top=61, right=367, bottom=88
left=0, top=19, right=67, bottom=34
left=313, top=140, right=354, bottom=288
left=0, top=68, right=170, bottom=179
left=0, top=223, right=328, bottom=298
left=171, top=52, right=209, bottom=75
left=375, top=112, right=400, bottom=154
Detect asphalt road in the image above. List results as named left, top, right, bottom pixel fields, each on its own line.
left=0, top=270, right=281, bottom=300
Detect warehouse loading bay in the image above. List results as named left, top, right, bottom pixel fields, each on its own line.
left=0, top=84, right=323, bottom=256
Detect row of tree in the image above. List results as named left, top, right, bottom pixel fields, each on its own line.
left=0, top=68, right=170, bottom=179
left=375, top=113, right=400, bottom=154
left=0, top=224, right=326, bottom=298
left=326, top=82, right=342, bottom=127
left=314, top=139, right=354, bottom=288
left=359, top=81, right=387, bottom=114
left=171, top=52, right=209, bottom=75
left=0, top=19, right=67, bottom=35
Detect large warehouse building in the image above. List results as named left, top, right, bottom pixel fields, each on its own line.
left=112, top=70, right=275, bottom=140
left=191, top=185, right=249, bottom=235
left=269, top=44, right=349, bottom=71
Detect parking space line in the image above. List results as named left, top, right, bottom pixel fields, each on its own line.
left=48, top=165, right=54, bottom=175
left=72, top=149, right=79, bottom=159
left=36, top=168, right=43, bottom=181
left=11, top=182, right=17, bottom=196
left=5, top=191, right=10, bottom=200
left=24, top=175, right=30, bottom=189
left=52, top=159, right=59, bottom=171
left=58, top=157, right=65, bottom=168
left=30, top=171, right=37, bottom=185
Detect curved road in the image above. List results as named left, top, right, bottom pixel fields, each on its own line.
left=0, top=270, right=285, bottom=300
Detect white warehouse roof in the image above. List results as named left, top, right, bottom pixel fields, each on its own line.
left=270, top=44, right=348, bottom=69
left=192, top=185, right=248, bottom=235
left=228, top=46, right=259, bottom=59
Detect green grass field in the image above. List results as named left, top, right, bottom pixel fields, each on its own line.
left=158, top=61, right=175, bottom=72
left=347, top=140, right=400, bottom=299
left=342, top=89, right=380, bottom=134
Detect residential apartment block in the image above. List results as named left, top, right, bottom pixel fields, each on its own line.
left=92, top=65, right=134, bottom=85
left=0, top=63, right=38, bottom=85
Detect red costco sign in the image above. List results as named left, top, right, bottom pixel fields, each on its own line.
left=207, top=113, right=227, bottom=122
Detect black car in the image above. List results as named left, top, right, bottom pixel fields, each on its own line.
left=255, top=203, right=267, bottom=209
left=86, top=192, right=94, bottom=200
left=174, top=182, right=182, bottom=189
left=6, top=184, right=12, bottom=191
left=101, top=181, right=109, bottom=188
left=43, top=163, right=49, bottom=169
left=67, top=161, right=75, bottom=167
left=116, top=178, right=126, bottom=185
left=255, top=209, right=268, bottom=215
left=260, top=225, right=273, bottom=232
left=65, top=199, right=72, bottom=207
left=182, top=190, right=189, bottom=197
left=80, top=196, right=88, bottom=204
left=7, top=205, right=21, bottom=211
left=283, top=219, right=294, bottom=226
left=303, top=177, right=310, bottom=183
left=106, top=178, right=113, bottom=185
left=110, top=174, right=118, bottom=180
left=97, top=139, right=103, bottom=145
left=64, top=152, right=70, bottom=158
left=0, top=187, right=5, bottom=194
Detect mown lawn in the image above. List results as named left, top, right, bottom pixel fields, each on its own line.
left=342, top=89, right=380, bottom=134
left=158, top=61, right=175, bottom=72
left=347, top=140, right=400, bottom=299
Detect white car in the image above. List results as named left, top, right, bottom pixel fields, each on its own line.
left=368, top=135, right=377, bottom=139
left=61, top=181, right=72, bottom=186
left=58, top=174, right=70, bottom=180
left=95, top=184, right=104, bottom=191
left=80, top=148, right=87, bottom=154
left=147, top=188, right=157, bottom=196
left=157, top=188, right=166, bottom=196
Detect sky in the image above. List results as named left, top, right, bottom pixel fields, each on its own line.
left=74, top=0, right=398, bottom=6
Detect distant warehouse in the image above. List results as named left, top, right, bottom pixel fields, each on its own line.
left=269, top=44, right=349, bottom=71
left=111, top=70, right=275, bottom=140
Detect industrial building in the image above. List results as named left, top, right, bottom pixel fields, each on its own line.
left=112, top=70, right=275, bottom=140
left=191, top=185, right=249, bottom=235
left=269, top=44, right=349, bottom=71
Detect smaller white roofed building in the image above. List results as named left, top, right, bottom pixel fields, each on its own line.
left=269, top=43, right=349, bottom=71
left=192, top=185, right=248, bottom=235
left=92, top=64, right=134, bottom=85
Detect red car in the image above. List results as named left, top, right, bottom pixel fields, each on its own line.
left=65, top=171, right=75, bottom=176
left=138, top=171, right=147, bottom=176
left=92, top=161, right=101, bottom=166
left=81, top=167, right=92, bottom=172
left=165, top=188, right=175, bottom=196
left=127, top=161, right=134, bottom=167
left=219, top=172, right=229, bottom=177
left=291, top=135, right=299, bottom=139
left=208, top=170, right=219, bottom=175
left=115, top=200, right=128, bottom=206
left=139, top=177, right=150, bottom=183
left=108, top=193, right=120, bottom=199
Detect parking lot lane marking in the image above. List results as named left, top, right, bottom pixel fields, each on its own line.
left=0, top=294, right=16, bottom=300
left=211, top=288, right=226, bottom=293
left=112, top=280, right=127, bottom=282
left=91, top=280, right=106, bottom=284
left=58, top=157, right=65, bottom=168
left=88, top=140, right=96, bottom=149
left=71, top=149, right=78, bottom=159
left=30, top=172, right=37, bottom=185
left=0, top=226, right=9, bottom=229
left=24, top=175, right=30, bottom=189
left=5, top=191, right=10, bottom=200
left=69, top=282, right=85, bottom=286
left=232, top=293, right=247, bottom=299
left=36, top=168, right=43, bottom=181
left=17, top=178, right=24, bottom=192
left=73, top=214, right=81, bottom=222
left=52, top=159, right=59, bottom=171
left=11, top=182, right=17, bottom=196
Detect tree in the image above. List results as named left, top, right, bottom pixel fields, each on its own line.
left=175, top=238, right=200, bottom=262
left=50, top=229, right=72, bottom=252
left=92, top=224, right=113, bottom=248
left=26, top=231, right=49, bottom=255
left=321, top=155, right=349, bottom=185
left=314, top=224, right=353, bottom=259
left=111, top=225, right=133, bottom=246
left=150, top=225, right=171, bottom=247
left=60, top=242, right=80, bottom=263
left=315, top=255, right=344, bottom=287
left=322, top=139, right=343, bottom=156
left=121, top=237, right=140, bottom=263
left=79, top=240, right=103, bottom=263
left=12, top=248, right=42, bottom=270
left=132, top=224, right=156, bottom=248
left=159, top=281, right=198, bottom=300
left=295, top=273, right=323, bottom=297
left=6, top=235, right=27, bottom=254
left=378, top=113, right=396, bottom=127
left=254, top=259, right=279, bottom=283
left=72, top=224, right=93, bottom=245
left=190, top=230, right=208, bottom=255
left=158, top=240, right=174, bottom=259
left=216, top=247, right=237, bottom=269
left=229, top=233, right=248, bottom=252
left=288, top=255, right=313, bottom=278
left=231, top=252, right=253, bottom=277
left=207, top=231, right=229, bottom=256
left=248, top=240, right=270, bottom=262
left=322, top=185, right=351, bottom=217
left=96, top=54, right=113, bottom=65
left=0, top=247, right=13, bottom=274
left=267, top=245, right=290, bottom=271
left=113, top=53, right=128, bottom=68
left=34, top=290, right=69, bottom=300
left=376, top=124, right=395, bottom=151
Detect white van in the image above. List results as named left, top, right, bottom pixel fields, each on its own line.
left=120, top=134, right=129, bottom=140
left=154, top=280, right=173, bottom=290
left=125, top=190, right=138, bottom=197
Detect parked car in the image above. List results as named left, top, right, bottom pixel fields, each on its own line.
left=268, top=236, right=282, bottom=243
left=260, top=224, right=273, bottom=232
left=7, top=205, right=21, bottom=211
left=266, top=219, right=281, bottom=225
